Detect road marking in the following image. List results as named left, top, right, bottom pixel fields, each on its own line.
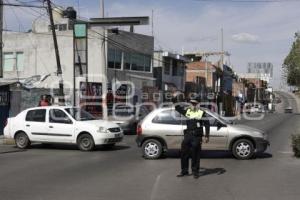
left=278, top=151, right=293, bottom=154
left=150, top=173, right=162, bottom=200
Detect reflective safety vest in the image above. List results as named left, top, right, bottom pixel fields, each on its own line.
left=185, top=108, right=204, bottom=119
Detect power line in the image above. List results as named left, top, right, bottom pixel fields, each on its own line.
left=33, top=1, right=180, bottom=66
left=89, top=28, right=183, bottom=67
left=193, top=0, right=300, bottom=2
left=4, top=1, right=187, bottom=72
left=14, top=0, right=47, bottom=18
left=0, top=2, right=46, bottom=8
left=3, top=2, right=55, bottom=80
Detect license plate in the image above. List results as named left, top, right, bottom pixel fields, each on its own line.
left=115, top=133, right=121, bottom=138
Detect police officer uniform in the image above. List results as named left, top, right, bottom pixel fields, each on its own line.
left=175, top=100, right=210, bottom=179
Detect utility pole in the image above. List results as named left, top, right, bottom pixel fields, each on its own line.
left=221, top=28, right=224, bottom=67
left=0, top=0, right=3, bottom=78
left=205, top=55, right=208, bottom=86
left=46, top=0, right=65, bottom=104
left=100, top=0, right=108, bottom=119
left=100, top=0, right=104, bottom=18
left=151, top=9, right=154, bottom=37
left=220, top=28, right=225, bottom=115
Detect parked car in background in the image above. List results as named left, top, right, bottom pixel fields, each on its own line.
left=4, top=106, right=123, bottom=151
left=274, top=97, right=282, bottom=104
left=244, top=103, right=265, bottom=113
left=285, top=106, right=293, bottom=113
left=136, top=107, right=269, bottom=160
left=109, top=104, right=150, bottom=134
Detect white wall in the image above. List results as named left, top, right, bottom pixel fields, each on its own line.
left=3, top=28, right=106, bottom=90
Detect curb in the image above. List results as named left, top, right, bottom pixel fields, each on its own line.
left=3, top=139, right=16, bottom=145
left=0, top=136, right=15, bottom=145
left=290, top=92, right=300, bottom=113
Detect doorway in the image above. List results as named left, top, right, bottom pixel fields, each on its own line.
left=0, top=85, right=10, bottom=135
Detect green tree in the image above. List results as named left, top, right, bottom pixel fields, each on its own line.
left=283, top=33, right=300, bottom=87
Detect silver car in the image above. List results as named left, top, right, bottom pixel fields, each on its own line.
left=136, top=107, right=269, bottom=160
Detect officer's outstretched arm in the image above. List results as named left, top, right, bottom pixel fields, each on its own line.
left=175, top=104, right=187, bottom=116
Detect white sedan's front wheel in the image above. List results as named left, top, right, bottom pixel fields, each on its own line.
left=15, top=132, right=31, bottom=149
left=77, top=134, right=95, bottom=151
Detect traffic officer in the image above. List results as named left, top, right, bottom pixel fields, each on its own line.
left=175, top=98, right=210, bottom=179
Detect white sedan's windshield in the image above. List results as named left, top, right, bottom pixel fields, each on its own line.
left=65, top=108, right=96, bottom=121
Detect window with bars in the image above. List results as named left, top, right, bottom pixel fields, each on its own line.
left=108, top=48, right=152, bottom=72
left=108, top=48, right=122, bottom=69
left=164, top=58, right=171, bottom=75
left=3, top=53, right=14, bottom=72
left=16, top=52, right=24, bottom=71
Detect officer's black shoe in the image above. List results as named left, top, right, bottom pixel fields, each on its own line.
left=177, top=172, right=189, bottom=177
left=193, top=173, right=200, bottom=179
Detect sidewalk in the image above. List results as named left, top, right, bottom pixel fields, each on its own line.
left=0, top=135, right=22, bottom=154
left=287, top=92, right=300, bottom=113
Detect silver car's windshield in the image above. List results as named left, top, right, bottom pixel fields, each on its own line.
left=203, top=110, right=229, bottom=125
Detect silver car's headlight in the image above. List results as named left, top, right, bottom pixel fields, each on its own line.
left=97, top=127, right=109, bottom=133
left=253, top=131, right=267, bottom=139
left=256, top=131, right=268, bottom=140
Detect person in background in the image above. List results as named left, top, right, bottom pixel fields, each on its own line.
left=38, top=95, right=49, bottom=107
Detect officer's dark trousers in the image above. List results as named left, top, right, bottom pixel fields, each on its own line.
left=181, top=134, right=202, bottom=174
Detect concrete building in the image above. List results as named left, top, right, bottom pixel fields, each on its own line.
left=153, top=51, right=187, bottom=102
left=0, top=18, right=105, bottom=115
left=107, top=30, right=155, bottom=105
left=185, top=61, right=220, bottom=101
left=247, top=62, right=273, bottom=83
left=0, top=8, right=154, bottom=133
left=238, top=73, right=268, bottom=103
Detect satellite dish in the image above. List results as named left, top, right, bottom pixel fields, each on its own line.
left=20, top=74, right=51, bottom=89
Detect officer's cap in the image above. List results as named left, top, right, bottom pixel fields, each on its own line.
left=190, top=99, right=199, bottom=104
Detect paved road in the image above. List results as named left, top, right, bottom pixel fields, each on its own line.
left=0, top=92, right=299, bottom=200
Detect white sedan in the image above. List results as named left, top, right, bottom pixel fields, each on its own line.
left=4, top=106, right=123, bottom=151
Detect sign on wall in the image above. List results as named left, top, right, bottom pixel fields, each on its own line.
left=79, top=82, right=103, bottom=117
left=74, top=23, right=88, bottom=77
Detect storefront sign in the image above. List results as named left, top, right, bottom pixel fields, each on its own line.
left=79, top=82, right=102, bottom=117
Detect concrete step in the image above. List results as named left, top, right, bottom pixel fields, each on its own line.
left=0, top=136, right=15, bottom=145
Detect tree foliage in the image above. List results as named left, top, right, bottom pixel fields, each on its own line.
left=283, top=33, right=300, bottom=86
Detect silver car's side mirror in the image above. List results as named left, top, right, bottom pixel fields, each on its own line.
left=217, top=121, right=226, bottom=130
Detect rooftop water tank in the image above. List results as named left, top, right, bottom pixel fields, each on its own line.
left=63, top=7, right=77, bottom=19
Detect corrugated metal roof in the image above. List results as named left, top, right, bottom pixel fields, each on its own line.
left=0, top=80, right=18, bottom=87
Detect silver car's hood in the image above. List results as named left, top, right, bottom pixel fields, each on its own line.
left=229, top=124, right=264, bottom=134
left=229, top=124, right=265, bottom=137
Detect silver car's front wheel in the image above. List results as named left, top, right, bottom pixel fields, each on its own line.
left=232, top=139, right=254, bottom=160
left=142, top=139, right=163, bottom=159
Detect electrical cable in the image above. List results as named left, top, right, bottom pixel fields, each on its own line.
left=14, top=0, right=47, bottom=18
left=4, top=1, right=55, bottom=81
left=193, top=0, right=300, bottom=2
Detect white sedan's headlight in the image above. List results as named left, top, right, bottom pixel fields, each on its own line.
left=262, top=132, right=268, bottom=140
left=97, top=127, right=109, bottom=133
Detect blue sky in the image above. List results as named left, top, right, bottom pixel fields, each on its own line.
left=4, top=0, right=300, bottom=88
